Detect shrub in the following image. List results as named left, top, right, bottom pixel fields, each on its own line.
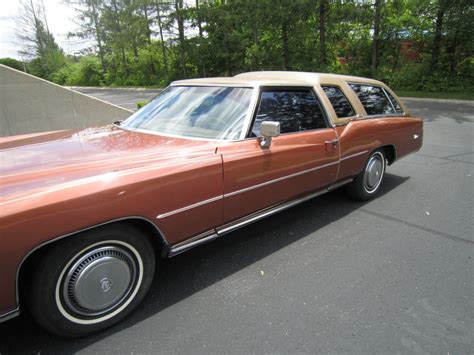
left=0, top=58, right=24, bottom=71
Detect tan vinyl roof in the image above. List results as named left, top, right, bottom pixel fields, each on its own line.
left=172, top=71, right=386, bottom=87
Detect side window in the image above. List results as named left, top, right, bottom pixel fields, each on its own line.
left=349, top=83, right=395, bottom=116
left=321, top=86, right=356, bottom=118
left=384, top=90, right=404, bottom=113
left=251, top=89, right=327, bottom=136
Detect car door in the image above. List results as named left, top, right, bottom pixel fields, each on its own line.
left=323, top=83, right=423, bottom=180
left=217, top=87, right=339, bottom=224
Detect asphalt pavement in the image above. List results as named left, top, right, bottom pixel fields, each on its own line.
left=0, top=91, right=472, bottom=354
left=73, top=87, right=162, bottom=111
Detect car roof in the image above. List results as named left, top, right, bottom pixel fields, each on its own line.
left=171, top=71, right=386, bottom=87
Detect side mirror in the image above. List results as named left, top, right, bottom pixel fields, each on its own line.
left=260, top=121, right=280, bottom=148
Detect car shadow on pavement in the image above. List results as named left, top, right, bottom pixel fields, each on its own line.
left=0, top=173, right=409, bottom=353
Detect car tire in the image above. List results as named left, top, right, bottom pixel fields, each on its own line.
left=26, top=223, right=155, bottom=337
left=346, top=150, right=386, bottom=201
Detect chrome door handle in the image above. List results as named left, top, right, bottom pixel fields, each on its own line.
left=325, top=139, right=338, bottom=146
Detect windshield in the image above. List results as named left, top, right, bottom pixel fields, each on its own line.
left=122, top=86, right=253, bottom=140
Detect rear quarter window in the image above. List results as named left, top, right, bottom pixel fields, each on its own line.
left=349, top=83, right=395, bottom=116
left=321, top=86, right=356, bottom=118
left=384, top=90, right=404, bottom=113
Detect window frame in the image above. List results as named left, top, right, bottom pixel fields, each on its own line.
left=348, top=82, right=405, bottom=118
left=245, top=86, right=332, bottom=139
left=321, top=84, right=358, bottom=120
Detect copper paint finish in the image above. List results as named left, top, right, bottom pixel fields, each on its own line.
left=0, top=73, right=423, bottom=318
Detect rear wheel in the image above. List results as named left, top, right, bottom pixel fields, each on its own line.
left=27, top=223, right=155, bottom=337
left=346, top=150, right=386, bottom=201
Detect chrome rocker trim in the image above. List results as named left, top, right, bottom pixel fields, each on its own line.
left=0, top=307, right=20, bottom=323
left=168, top=178, right=353, bottom=257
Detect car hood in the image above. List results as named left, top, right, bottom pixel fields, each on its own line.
left=0, top=125, right=218, bottom=199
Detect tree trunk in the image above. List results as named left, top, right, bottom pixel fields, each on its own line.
left=430, top=0, right=446, bottom=71
left=282, top=21, right=290, bottom=70
left=155, top=1, right=168, bottom=74
left=90, top=1, right=106, bottom=78
left=30, top=0, right=48, bottom=73
left=143, top=4, right=152, bottom=45
left=195, top=0, right=206, bottom=76
left=391, top=33, right=401, bottom=73
left=111, top=0, right=128, bottom=77
left=319, top=0, right=327, bottom=69
left=175, top=0, right=187, bottom=78
left=448, top=28, right=459, bottom=75
left=371, top=0, right=382, bottom=77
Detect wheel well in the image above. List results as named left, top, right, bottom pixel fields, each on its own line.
left=380, top=145, right=396, bottom=165
left=17, top=217, right=168, bottom=308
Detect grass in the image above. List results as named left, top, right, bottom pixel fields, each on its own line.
left=136, top=100, right=150, bottom=109
left=397, top=91, right=474, bottom=100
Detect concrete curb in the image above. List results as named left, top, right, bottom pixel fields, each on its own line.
left=400, top=97, right=474, bottom=105
left=70, top=86, right=162, bottom=92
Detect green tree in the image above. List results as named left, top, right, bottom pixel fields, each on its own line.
left=17, top=0, right=66, bottom=79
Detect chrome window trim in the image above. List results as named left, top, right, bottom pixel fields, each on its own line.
left=240, top=125, right=337, bottom=141
left=240, top=85, right=261, bottom=140
left=362, top=113, right=408, bottom=119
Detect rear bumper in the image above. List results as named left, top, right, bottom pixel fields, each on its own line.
left=0, top=307, right=19, bottom=323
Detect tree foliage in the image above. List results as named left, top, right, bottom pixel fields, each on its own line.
left=7, top=0, right=474, bottom=92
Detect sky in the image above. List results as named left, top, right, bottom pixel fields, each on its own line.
left=0, top=0, right=89, bottom=60
left=0, top=0, right=197, bottom=60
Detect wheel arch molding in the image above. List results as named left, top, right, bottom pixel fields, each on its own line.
left=15, top=216, right=168, bottom=312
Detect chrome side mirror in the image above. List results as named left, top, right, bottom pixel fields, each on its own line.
left=260, top=121, right=280, bottom=148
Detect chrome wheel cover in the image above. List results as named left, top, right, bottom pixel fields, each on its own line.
left=55, top=240, right=144, bottom=325
left=363, top=152, right=385, bottom=193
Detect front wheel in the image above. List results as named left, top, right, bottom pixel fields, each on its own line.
left=26, top=223, right=155, bottom=337
left=346, top=150, right=386, bottom=201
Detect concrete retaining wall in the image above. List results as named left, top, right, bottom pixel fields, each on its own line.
left=0, top=65, right=132, bottom=137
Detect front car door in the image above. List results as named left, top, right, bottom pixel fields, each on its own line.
left=217, top=87, right=339, bottom=224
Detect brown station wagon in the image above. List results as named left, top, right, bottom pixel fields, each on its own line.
left=0, top=71, right=423, bottom=336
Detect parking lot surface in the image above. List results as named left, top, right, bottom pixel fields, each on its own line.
left=0, top=93, right=472, bottom=354
left=73, top=87, right=162, bottom=111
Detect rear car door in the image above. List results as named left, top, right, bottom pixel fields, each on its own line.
left=323, top=83, right=422, bottom=180
left=218, top=87, right=339, bottom=224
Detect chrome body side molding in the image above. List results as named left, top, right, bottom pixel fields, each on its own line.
left=157, top=160, right=341, bottom=220
left=224, top=160, right=340, bottom=198
left=340, top=150, right=369, bottom=161
left=167, top=178, right=353, bottom=258
left=156, top=196, right=223, bottom=219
